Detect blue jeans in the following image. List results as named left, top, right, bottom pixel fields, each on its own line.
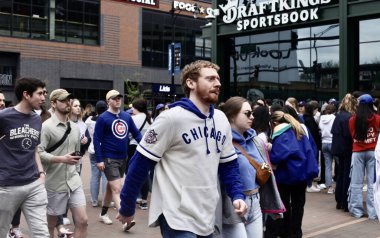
left=159, top=215, right=213, bottom=238
left=322, top=143, right=337, bottom=187
left=90, top=153, right=107, bottom=203
left=349, top=151, right=377, bottom=219
left=222, top=193, right=263, bottom=238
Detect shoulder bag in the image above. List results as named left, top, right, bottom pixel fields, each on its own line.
left=233, top=141, right=271, bottom=186
left=46, top=122, right=71, bottom=153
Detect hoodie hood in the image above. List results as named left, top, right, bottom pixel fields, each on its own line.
left=170, top=98, right=219, bottom=154
left=319, top=114, right=335, bottom=143
left=320, top=114, right=335, bottom=124
left=232, top=128, right=256, bottom=145
left=169, top=98, right=214, bottom=119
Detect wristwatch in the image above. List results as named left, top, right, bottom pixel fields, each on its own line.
left=39, top=171, right=47, bottom=176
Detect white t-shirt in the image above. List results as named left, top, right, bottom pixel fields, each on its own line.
left=85, top=116, right=96, bottom=154
left=137, top=106, right=237, bottom=235
left=130, top=113, right=150, bottom=146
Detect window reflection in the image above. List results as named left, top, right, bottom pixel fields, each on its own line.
left=142, top=9, right=210, bottom=68
left=358, top=19, right=380, bottom=93
left=230, top=24, right=340, bottom=100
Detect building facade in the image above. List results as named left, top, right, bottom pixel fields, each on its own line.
left=0, top=0, right=211, bottom=107
left=204, top=0, right=380, bottom=103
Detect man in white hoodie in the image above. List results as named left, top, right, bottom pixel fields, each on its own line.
left=319, top=104, right=337, bottom=194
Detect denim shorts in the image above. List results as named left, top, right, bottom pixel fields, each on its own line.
left=104, top=158, right=127, bottom=181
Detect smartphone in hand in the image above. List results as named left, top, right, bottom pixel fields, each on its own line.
left=71, top=151, right=82, bottom=159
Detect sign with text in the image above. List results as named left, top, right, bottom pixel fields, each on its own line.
left=204, top=0, right=333, bottom=31
left=0, top=74, right=13, bottom=86
left=152, top=83, right=173, bottom=93
left=120, top=0, right=159, bottom=8
left=168, top=43, right=181, bottom=75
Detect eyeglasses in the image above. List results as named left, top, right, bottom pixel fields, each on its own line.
left=243, top=110, right=253, bottom=118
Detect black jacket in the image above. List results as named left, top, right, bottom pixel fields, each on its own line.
left=303, top=114, right=322, bottom=150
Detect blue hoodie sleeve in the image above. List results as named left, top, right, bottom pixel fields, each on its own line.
left=119, top=151, right=156, bottom=217
left=218, top=159, right=245, bottom=201
left=93, top=117, right=105, bottom=163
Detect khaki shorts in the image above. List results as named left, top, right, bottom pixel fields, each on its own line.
left=104, top=158, right=127, bottom=181
left=47, top=186, right=86, bottom=216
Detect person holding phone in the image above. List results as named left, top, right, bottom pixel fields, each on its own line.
left=38, top=89, right=88, bottom=238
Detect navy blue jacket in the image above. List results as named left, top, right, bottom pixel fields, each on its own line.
left=331, top=111, right=353, bottom=157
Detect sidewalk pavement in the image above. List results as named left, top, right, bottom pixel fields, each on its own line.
left=20, top=154, right=380, bottom=237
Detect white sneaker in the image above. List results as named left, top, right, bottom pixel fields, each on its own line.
left=317, top=184, right=327, bottom=190
left=327, top=187, right=335, bottom=194
left=8, top=227, right=24, bottom=238
left=307, top=185, right=320, bottom=193
left=99, top=214, right=113, bottom=225
left=91, top=200, right=99, bottom=207
left=62, top=217, right=71, bottom=225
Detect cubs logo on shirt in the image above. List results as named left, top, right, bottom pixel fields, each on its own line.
left=111, top=119, right=128, bottom=139
left=145, top=129, right=158, bottom=144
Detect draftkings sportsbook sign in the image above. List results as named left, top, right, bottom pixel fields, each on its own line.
left=213, top=0, right=332, bottom=31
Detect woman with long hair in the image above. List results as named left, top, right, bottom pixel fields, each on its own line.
left=303, top=103, right=325, bottom=191
left=69, top=99, right=91, bottom=163
left=269, top=111, right=317, bottom=238
left=252, top=105, right=271, bottom=148
left=129, top=98, right=152, bottom=210
left=331, top=93, right=356, bottom=211
left=348, top=94, right=379, bottom=220
left=220, top=97, right=283, bottom=238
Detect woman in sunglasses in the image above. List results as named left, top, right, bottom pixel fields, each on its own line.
left=219, top=96, right=283, bottom=238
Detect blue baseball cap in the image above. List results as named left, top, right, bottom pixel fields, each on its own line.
left=156, top=103, right=165, bottom=111
left=359, top=94, right=374, bottom=104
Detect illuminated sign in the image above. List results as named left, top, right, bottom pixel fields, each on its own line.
left=205, top=0, right=332, bottom=31
left=152, top=84, right=173, bottom=93
left=173, top=0, right=214, bottom=17
left=124, top=0, right=159, bottom=8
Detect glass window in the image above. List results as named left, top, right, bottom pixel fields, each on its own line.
left=54, top=0, right=99, bottom=44
left=360, top=19, right=380, bottom=42
left=359, top=18, right=380, bottom=93
left=31, top=3, right=49, bottom=39
left=13, top=2, right=31, bottom=38
left=0, top=1, right=12, bottom=36
left=0, top=0, right=98, bottom=44
left=142, top=9, right=210, bottom=68
left=230, top=24, right=340, bottom=101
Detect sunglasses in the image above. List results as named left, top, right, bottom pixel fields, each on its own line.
left=243, top=110, right=254, bottom=118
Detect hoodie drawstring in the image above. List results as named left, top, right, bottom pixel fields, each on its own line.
left=212, top=117, right=221, bottom=153
left=204, top=119, right=210, bottom=154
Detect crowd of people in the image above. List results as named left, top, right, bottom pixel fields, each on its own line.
left=0, top=60, right=380, bottom=238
